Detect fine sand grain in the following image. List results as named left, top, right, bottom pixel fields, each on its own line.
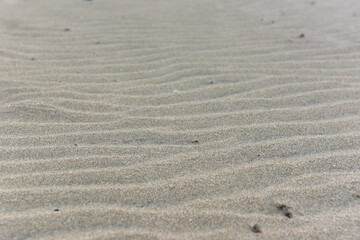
left=1, top=0, right=360, bottom=239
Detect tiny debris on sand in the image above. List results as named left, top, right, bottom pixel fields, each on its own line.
left=277, top=204, right=293, bottom=218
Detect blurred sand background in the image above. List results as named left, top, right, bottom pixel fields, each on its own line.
left=1, top=0, right=360, bottom=239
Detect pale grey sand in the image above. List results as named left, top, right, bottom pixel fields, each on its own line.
left=1, top=0, right=360, bottom=239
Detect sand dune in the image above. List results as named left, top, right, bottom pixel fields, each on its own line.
left=1, top=0, right=360, bottom=239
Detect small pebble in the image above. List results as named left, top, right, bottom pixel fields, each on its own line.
left=251, top=224, right=262, bottom=233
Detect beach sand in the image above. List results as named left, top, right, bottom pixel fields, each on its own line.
left=1, top=0, right=360, bottom=239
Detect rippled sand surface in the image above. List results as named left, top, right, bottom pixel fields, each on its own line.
left=1, top=0, right=360, bottom=239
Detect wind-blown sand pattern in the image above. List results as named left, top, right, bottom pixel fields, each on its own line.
left=1, top=0, right=360, bottom=239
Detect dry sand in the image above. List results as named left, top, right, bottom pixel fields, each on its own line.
left=1, top=0, right=360, bottom=239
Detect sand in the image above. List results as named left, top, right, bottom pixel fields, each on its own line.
left=1, top=0, right=360, bottom=239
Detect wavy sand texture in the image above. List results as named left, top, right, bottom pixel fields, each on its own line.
left=1, top=0, right=360, bottom=239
